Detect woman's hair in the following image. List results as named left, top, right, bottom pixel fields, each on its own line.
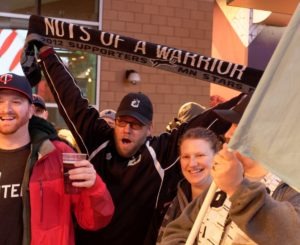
left=179, top=127, right=222, bottom=153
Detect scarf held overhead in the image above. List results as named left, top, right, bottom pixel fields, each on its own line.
left=24, top=15, right=262, bottom=93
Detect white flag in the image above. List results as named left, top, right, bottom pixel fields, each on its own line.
left=229, top=4, right=300, bottom=191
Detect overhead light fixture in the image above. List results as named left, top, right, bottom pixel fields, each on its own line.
left=125, top=69, right=141, bottom=85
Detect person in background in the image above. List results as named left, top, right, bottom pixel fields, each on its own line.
left=178, top=102, right=206, bottom=124
left=166, top=102, right=206, bottom=133
left=32, top=94, right=80, bottom=152
left=161, top=94, right=300, bottom=245
left=32, top=93, right=48, bottom=119
left=156, top=127, right=221, bottom=244
left=210, top=94, right=226, bottom=107
left=100, top=109, right=116, bottom=128
left=0, top=73, right=114, bottom=245
left=22, top=43, right=245, bottom=245
left=57, top=128, right=80, bottom=152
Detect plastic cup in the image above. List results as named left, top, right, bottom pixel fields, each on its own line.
left=62, top=153, right=87, bottom=194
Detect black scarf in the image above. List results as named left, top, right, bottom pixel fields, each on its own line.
left=22, top=15, right=262, bottom=93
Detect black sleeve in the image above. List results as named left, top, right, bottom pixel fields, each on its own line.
left=153, top=93, right=245, bottom=170
left=185, top=93, right=245, bottom=135
left=38, top=48, right=112, bottom=155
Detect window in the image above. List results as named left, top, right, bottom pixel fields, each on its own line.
left=0, top=4, right=102, bottom=128
left=1, top=0, right=99, bottom=22
left=35, top=48, right=98, bottom=128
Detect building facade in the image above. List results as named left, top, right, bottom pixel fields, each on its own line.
left=0, top=0, right=215, bottom=134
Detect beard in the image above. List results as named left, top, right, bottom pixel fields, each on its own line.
left=0, top=113, right=30, bottom=136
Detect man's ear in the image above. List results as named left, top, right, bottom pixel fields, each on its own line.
left=44, top=110, right=49, bottom=120
left=29, top=104, right=35, bottom=119
left=147, top=123, right=153, bottom=137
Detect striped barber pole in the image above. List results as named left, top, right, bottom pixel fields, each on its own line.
left=0, top=29, right=27, bottom=75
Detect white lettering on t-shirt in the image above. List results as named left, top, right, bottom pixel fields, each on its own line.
left=0, top=184, right=22, bottom=198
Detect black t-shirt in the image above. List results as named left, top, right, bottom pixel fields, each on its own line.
left=0, top=143, right=30, bottom=245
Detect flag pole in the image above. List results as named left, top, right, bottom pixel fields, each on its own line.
left=185, top=182, right=217, bottom=245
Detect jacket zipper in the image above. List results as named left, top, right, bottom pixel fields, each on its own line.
left=39, top=180, right=44, bottom=223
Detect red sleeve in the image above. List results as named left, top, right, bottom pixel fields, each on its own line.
left=52, top=140, right=114, bottom=230
left=72, top=175, right=114, bottom=230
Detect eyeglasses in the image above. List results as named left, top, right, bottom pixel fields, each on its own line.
left=115, top=118, right=144, bottom=130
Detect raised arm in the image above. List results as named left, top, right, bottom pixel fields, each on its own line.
left=38, top=46, right=112, bottom=154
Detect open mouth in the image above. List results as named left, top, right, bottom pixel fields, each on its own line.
left=122, top=138, right=132, bottom=144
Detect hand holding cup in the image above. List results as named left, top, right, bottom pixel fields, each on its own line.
left=62, top=153, right=96, bottom=194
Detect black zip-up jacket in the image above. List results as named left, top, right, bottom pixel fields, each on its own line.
left=38, top=48, right=243, bottom=245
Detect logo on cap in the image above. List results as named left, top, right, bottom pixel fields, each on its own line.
left=0, top=74, right=13, bottom=84
left=131, top=99, right=140, bottom=108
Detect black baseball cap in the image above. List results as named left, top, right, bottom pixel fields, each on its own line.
left=0, top=73, right=33, bottom=103
left=116, top=92, right=153, bottom=125
left=213, top=94, right=251, bottom=124
left=33, top=94, right=46, bottom=110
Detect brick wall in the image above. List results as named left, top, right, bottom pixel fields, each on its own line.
left=100, top=0, right=214, bottom=134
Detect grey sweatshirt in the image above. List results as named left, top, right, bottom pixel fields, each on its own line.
left=161, top=178, right=300, bottom=245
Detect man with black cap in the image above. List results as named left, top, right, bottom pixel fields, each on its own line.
left=24, top=45, right=244, bottom=245
left=32, top=93, right=48, bottom=120
left=0, top=73, right=114, bottom=245
left=162, top=94, right=300, bottom=245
